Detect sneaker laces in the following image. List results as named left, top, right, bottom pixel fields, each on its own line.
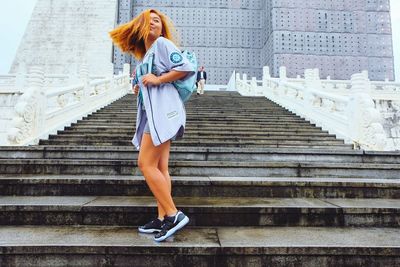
left=156, top=220, right=174, bottom=236
left=143, top=218, right=161, bottom=228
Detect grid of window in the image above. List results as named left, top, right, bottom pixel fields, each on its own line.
left=113, top=0, right=394, bottom=82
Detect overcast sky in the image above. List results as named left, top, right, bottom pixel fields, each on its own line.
left=0, top=0, right=399, bottom=81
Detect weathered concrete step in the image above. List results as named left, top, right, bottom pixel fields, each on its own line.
left=100, top=107, right=293, bottom=112
left=98, top=109, right=293, bottom=114
left=93, top=106, right=296, bottom=111
left=1, top=175, right=399, bottom=198
left=88, top=111, right=302, bottom=117
left=0, top=196, right=399, bottom=227
left=66, top=124, right=327, bottom=132
left=47, top=134, right=341, bottom=143
left=80, top=117, right=309, bottom=123
left=59, top=128, right=335, bottom=137
left=88, top=113, right=302, bottom=118
left=71, top=121, right=318, bottom=128
left=2, top=146, right=390, bottom=163
left=0, top=159, right=399, bottom=178
left=39, top=139, right=351, bottom=148
left=1, top=226, right=398, bottom=267
left=78, top=116, right=311, bottom=124
left=50, top=134, right=339, bottom=142
left=102, top=102, right=286, bottom=106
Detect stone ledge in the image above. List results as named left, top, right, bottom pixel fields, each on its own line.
left=1, top=226, right=399, bottom=255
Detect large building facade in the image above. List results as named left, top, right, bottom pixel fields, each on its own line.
left=113, top=0, right=395, bottom=83
left=11, top=0, right=117, bottom=76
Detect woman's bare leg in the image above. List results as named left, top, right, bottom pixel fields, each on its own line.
left=156, top=138, right=172, bottom=219
left=138, top=133, right=177, bottom=216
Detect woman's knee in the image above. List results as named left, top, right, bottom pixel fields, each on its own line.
left=138, top=157, right=155, bottom=174
left=157, top=163, right=169, bottom=175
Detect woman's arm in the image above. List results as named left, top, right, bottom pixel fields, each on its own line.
left=141, top=71, right=188, bottom=87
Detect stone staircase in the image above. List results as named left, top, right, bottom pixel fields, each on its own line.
left=0, top=91, right=399, bottom=267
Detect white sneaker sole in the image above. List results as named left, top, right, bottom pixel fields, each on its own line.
left=138, top=228, right=161, bottom=234
left=154, top=216, right=189, bottom=242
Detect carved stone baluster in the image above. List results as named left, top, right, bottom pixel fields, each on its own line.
left=251, top=77, right=258, bottom=96
left=7, top=66, right=46, bottom=145
left=347, top=72, right=388, bottom=150
left=263, top=66, right=270, bottom=88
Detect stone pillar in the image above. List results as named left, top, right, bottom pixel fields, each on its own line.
left=8, top=66, right=46, bottom=145
left=79, top=64, right=89, bottom=83
left=263, top=66, right=270, bottom=88
left=27, top=66, right=45, bottom=89
left=236, top=73, right=241, bottom=81
left=279, top=66, right=287, bottom=81
left=123, top=63, right=131, bottom=75
left=305, top=68, right=321, bottom=89
left=251, top=77, right=258, bottom=95
left=347, top=72, right=387, bottom=150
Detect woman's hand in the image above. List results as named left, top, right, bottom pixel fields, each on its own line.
left=132, top=84, right=139, bottom=95
left=141, top=74, right=161, bottom=86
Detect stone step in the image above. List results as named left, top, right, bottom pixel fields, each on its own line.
left=70, top=121, right=319, bottom=129
left=97, top=112, right=297, bottom=117
left=80, top=117, right=310, bottom=124
left=0, top=159, right=398, bottom=178
left=0, top=196, right=399, bottom=227
left=90, top=106, right=296, bottom=111
left=39, top=139, right=351, bottom=148
left=59, top=128, right=335, bottom=137
left=65, top=124, right=327, bottom=132
left=74, top=117, right=314, bottom=124
left=1, top=225, right=398, bottom=267
left=5, top=91, right=397, bottom=266
left=47, top=134, right=341, bottom=142
left=97, top=108, right=292, bottom=113
left=2, top=146, right=392, bottom=163
left=1, top=175, right=399, bottom=198
left=87, top=113, right=302, bottom=118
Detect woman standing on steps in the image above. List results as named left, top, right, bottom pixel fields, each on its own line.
left=109, top=9, right=194, bottom=242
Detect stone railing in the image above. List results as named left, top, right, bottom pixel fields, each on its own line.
left=1, top=64, right=131, bottom=146
left=0, top=73, right=107, bottom=89
left=236, top=66, right=400, bottom=151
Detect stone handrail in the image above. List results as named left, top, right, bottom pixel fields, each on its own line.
left=236, top=66, right=400, bottom=151
left=4, top=64, right=131, bottom=146
left=0, top=73, right=108, bottom=89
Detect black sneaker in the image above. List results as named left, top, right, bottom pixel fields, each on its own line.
left=138, top=218, right=163, bottom=234
left=154, top=211, right=189, bottom=242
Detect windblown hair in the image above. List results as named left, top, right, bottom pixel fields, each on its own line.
left=109, top=9, right=178, bottom=60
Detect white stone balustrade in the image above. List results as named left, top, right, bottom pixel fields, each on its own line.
left=0, top=74, right=107, bottom=90
left=1, top=64, right=131, bottom=146
left=235, top=66, right=400, bottom=151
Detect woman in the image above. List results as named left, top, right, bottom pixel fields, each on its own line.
left=109, top=9, right=194, bottom=242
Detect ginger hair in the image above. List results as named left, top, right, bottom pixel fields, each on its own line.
left=109, top=9, right=178, bottom=60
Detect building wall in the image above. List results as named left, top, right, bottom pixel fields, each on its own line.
left=10, top=0, right=117, bottom=76
left=114, top=0, right=265, bottom=83
left=270, top=0, right=394, bottom=80
left=113, top=0, right=133, bottom=74
left=114, top=0, right=394, bottom=83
